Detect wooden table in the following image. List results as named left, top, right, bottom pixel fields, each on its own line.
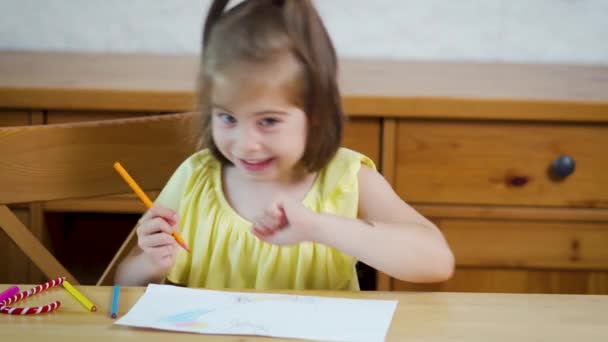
left=1, top=285, right=607, bottom=341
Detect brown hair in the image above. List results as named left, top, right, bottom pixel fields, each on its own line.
left=195, top=0, right=343, bottom=172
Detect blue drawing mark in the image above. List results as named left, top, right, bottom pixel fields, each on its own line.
left=163, top=309, right=214, bottom=323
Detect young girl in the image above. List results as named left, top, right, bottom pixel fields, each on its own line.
left=115, top=0, right=454, bottom=290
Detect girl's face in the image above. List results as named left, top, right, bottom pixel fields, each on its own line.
left=210, top=64, right=308, bottom=183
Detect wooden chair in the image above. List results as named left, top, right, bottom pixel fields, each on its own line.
left=0, top=113, right=197, bottom=285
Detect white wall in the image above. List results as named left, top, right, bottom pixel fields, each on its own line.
left=0, top=0, right=606, bottom=64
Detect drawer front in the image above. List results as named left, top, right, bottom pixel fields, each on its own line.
left=395, top=120, right=608, bottom=207
left=441, top=219, right=608, bottom=270
left=342, top=118, right=381, bottom=166
left=391, top=217, right=608, bottom=294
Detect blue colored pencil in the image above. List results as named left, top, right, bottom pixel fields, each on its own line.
left=110, top=284, right=120, bottom=319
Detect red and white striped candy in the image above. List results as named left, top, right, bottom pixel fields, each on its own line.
left=0, top=277, right=64, bottom=315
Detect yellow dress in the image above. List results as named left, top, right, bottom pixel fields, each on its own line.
left=156, top=147, right=375, bottom=290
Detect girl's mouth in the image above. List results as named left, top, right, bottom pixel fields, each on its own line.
left=239, top=158, right=275, bottom=171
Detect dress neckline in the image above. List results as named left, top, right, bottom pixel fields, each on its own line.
left=213, top=161, right=320, bottom=227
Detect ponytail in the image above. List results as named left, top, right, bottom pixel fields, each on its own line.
left=203, top=0, right=230, bottom=49
left=281, top=0, right=338, bottom=76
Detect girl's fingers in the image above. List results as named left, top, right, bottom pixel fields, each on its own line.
left=150, top=204, right=178, bottom=221
left=263, top=205, right=280, bottom=218
left=278, top=207, right=288, bottom=227
left=138, top=217, right=174, bottom=236
left=252, top=202, right=289, bottom=237
left=252, top=221, right=272, bottom=235
left=139, top=205, right=178, bottom=226
left=252, top=214, right=271, bottom=234
left=140, top=233, right=176, bottom=249
left=148, top=245, right=177, bottom=268
left=134, top=206, right=180, bottom=270
left=252, top=228, right=272, bottom=241
left=261, top=214, right=278, bottom=231
left=267, top=203, right=288, bottom=228
left=265, top=208, right=285, bottom=228
left=159, top=245, right=176, bottom=259
left=251, top=228, right=264, bottom=239
left=252, top=227, right=271, bottom=237
left=258, top=221, right=279, bottom=235
left=265, top=205, right=284, bottom=222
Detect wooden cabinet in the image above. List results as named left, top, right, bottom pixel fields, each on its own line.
left=381, top=119, right=608, bottom=294
left=1, top=52, right=607, bottom=293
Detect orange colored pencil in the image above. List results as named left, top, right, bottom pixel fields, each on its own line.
left=113, top=162, right=190, bottom=253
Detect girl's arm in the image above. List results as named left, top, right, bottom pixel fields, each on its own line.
left=310, top=166, right=454, bottom=283
left=114, top=247, right=170, bottom=286
left=252, top=166, right=455, bottom=283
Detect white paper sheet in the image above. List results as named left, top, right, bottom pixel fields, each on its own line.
left=115, top=284, right=397, bottom=342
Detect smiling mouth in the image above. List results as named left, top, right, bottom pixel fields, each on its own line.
left=239, top=158, right=275, bottom=171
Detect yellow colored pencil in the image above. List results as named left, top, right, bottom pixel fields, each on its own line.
left=62, top=280, right=97, bottom=312
left=113, top=161, right=190, bottom=253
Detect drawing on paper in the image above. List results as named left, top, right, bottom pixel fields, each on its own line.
left=158, top=293, right=317, bottom=331
left=162, top=309, right=213, bottom=328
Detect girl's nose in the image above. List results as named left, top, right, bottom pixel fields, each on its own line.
left=236, top=126, right=261, bottom=153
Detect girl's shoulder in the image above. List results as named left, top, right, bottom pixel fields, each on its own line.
left=170, top=148, right=221, bottom=181
left=328, top=147, right=376, bottom=172
left=183, top=148, right=218, bottom=171
left=313, top=147, right=376, bottom=200
left=154, top=148, right=219, bottom=210
left=321, top=147, right=376, bottom=183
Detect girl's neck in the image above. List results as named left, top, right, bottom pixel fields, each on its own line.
left=223, top=165, right=317, bottom=200
left=228, top=165, right=315, bottom=188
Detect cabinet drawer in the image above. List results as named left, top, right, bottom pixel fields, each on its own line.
left=395, top=120, right=608, bottom=207
left=441, top=219, right=608, bottom=270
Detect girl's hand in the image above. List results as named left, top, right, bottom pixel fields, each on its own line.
left=136, top=205, right=180, bottom=273
left=252, top=198, right=318, bottom=245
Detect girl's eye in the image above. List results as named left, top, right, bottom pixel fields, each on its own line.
left=218, top=113, right=237, bottom=125
left=259, top=117, right=279, bottom=127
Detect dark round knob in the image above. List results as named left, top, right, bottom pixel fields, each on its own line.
left=552, top=155, right=575, bottom=178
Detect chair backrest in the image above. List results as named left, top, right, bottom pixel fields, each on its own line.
left=0, top=112, right=197, bottom=204
left=0, top=112, right=198, bottom=285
